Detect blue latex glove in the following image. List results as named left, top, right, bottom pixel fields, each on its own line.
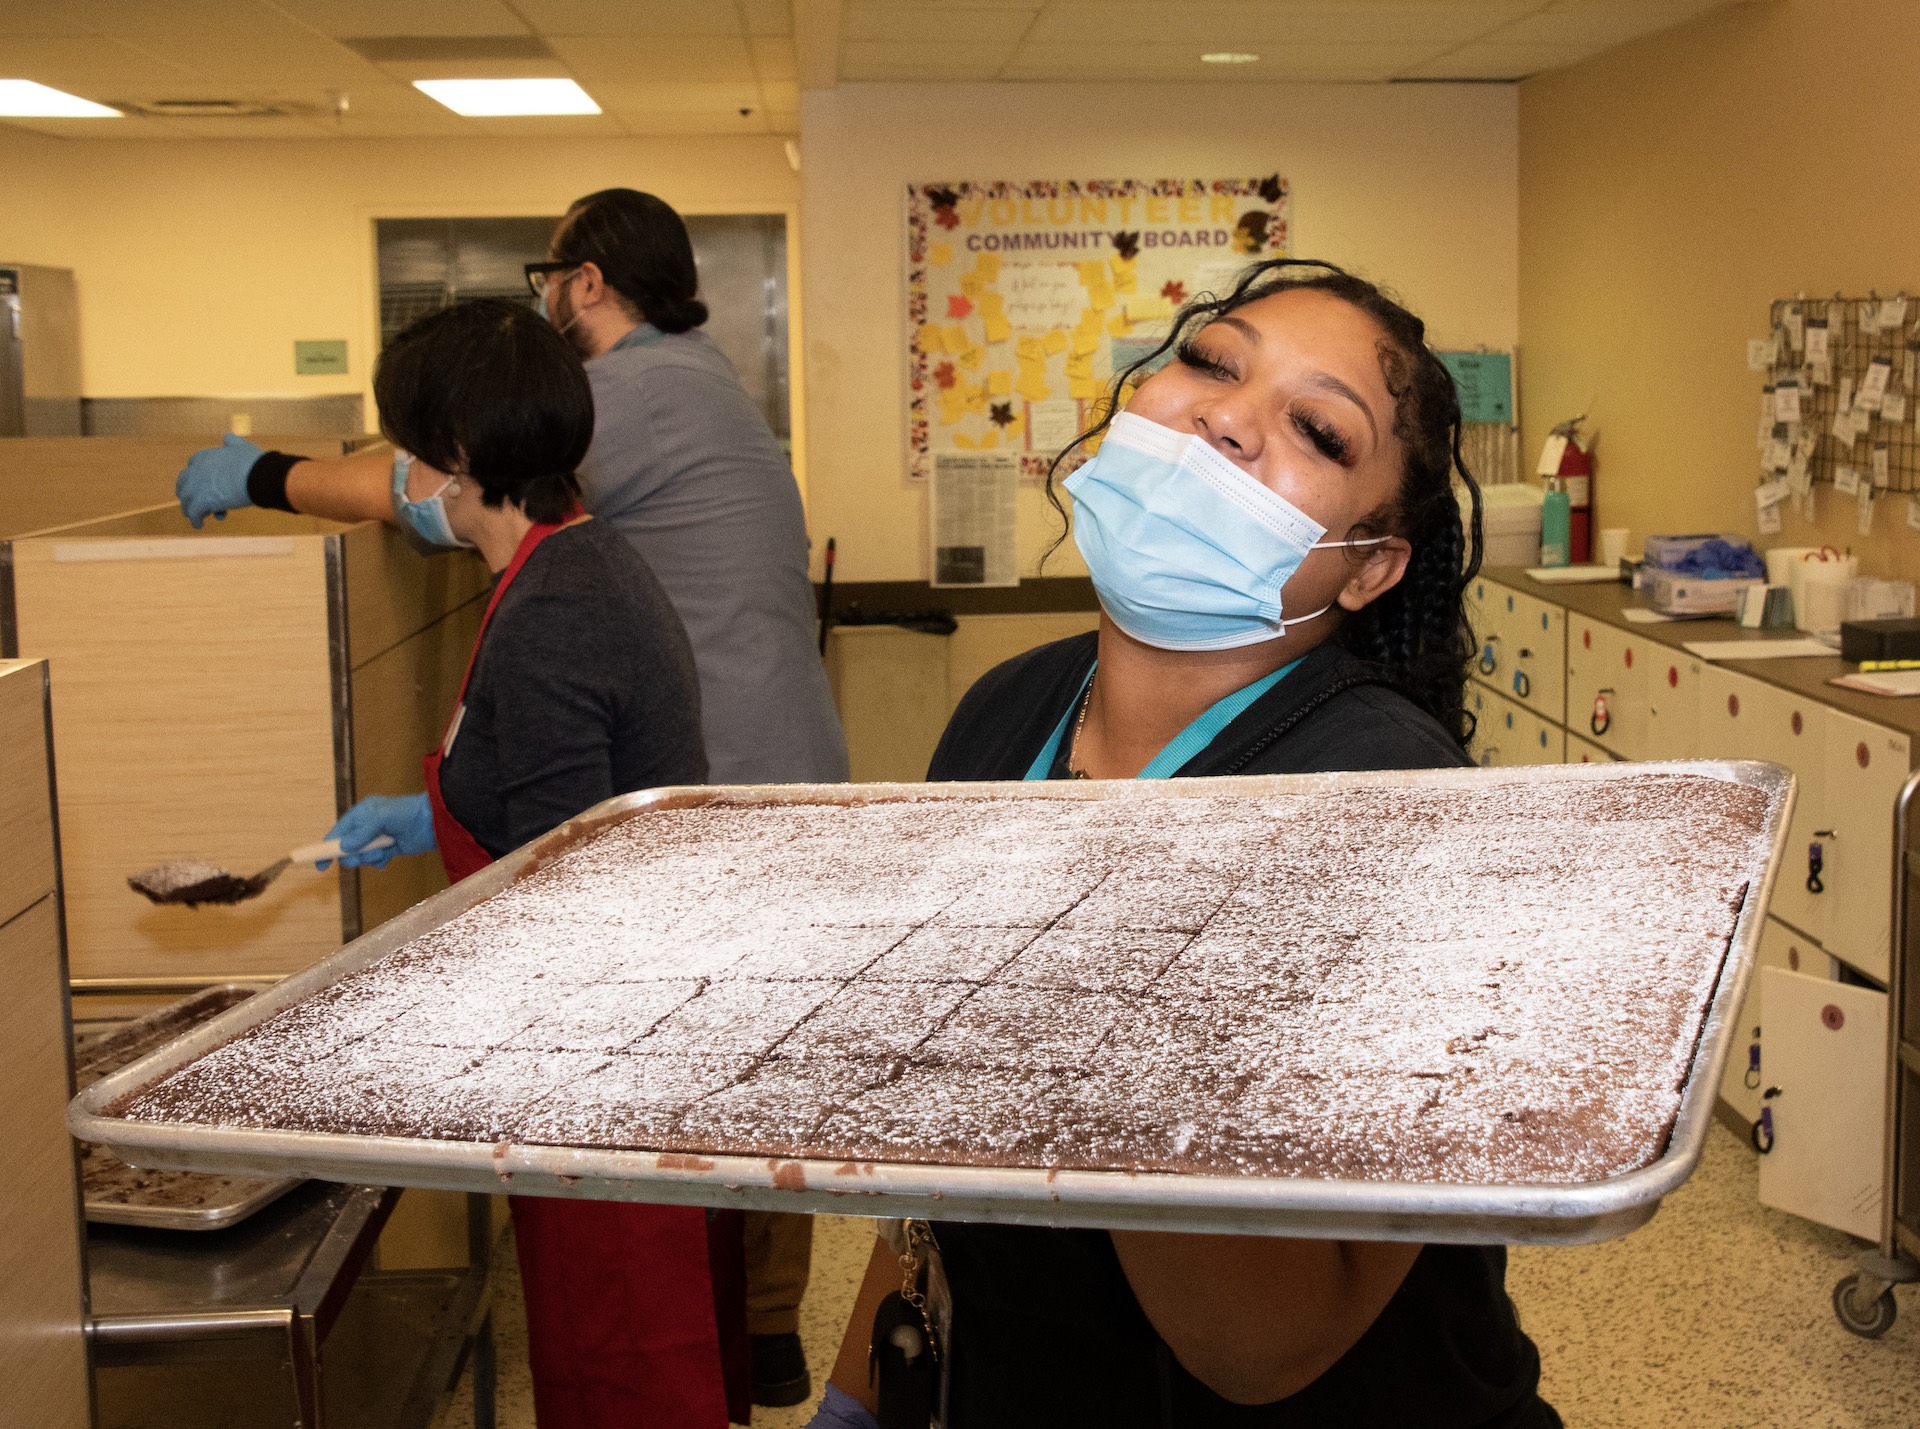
left=320, top=793, right=436, bottom=870
left=803, top=1385, right=878, bottom=1429
left=176, top=433, right=262, bottom=528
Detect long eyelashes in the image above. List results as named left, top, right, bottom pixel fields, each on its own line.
left=1177, top=338, right=1354, bottom=464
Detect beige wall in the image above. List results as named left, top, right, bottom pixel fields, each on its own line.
left=801, top=81, right=1520, bottom=583
left=0, top=127, right=800, bottom=435
left=1519, top=0, right=1920, bottom=578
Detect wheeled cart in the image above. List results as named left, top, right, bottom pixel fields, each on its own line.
left=1833, top=772, right=1920, bottom=1336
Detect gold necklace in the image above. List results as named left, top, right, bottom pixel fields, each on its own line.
left=1065, top=672, right=1095, bottom=778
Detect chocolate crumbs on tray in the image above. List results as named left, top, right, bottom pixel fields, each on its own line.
left=114, top=772, right=1775, bottom=1187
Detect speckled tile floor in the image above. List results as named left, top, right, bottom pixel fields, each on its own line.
left=434, top=1126, right=1920, bottom=1427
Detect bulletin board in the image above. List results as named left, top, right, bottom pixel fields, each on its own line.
left=1751, top=294, right=1920, bottom=534
left=905, top=176, right=1291, bottom=483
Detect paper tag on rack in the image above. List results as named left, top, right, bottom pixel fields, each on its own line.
left=1748, top=336, right=1778, bottom=370
left=1756, top=477, right=1791, bottom=510
left=1772, top=380, right=1802, bottom=422
left=1536, top=433, right=1569, bottom=477
left=1859, top=302, right=1881, bottom=335
left=1798, top=485, right=1818, bottom=521
left=1763, top=437, right=1790, bottom=469
left=1882, top=391, right=1908, bottom=423
left=1759, top=388, right=1778, bottom=445
left=1788, top=462, right=1813, bottom=497
left=1835, top=464, right=1862, bottom=496
left=1757, top=499, right=1783, bottom=535
left=1873, top=442, right=1891, bottom=487
left=1784, top=306, right=1805, bottom=350
left=1831, top=411, right=1857, bottom=444
left=1908, top=495, right=1920, bottom=532
left=1805, top=317, right=1830, bottom=363
left=1859, top=355, right=1894, bottom=410
left=1811, top=358, right=1832, bottom=388
left=1858, top=483, right=1875, bottom=535
left=1837, top=373, right=1855, bottom=413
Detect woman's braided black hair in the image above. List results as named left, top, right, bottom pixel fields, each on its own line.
left=1042, top=258, right=1484, bottom=747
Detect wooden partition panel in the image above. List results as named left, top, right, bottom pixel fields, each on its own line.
left=10, top=518, right=342, bottom=982
left=0, top=435, right=347, bottom=539
left=0, top=660, right=90, bottom=1428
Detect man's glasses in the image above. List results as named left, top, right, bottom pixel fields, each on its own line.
left=524, top=261, right=578, bottom=298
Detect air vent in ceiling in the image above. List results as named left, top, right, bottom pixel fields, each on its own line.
left=342, top=35, right=555, bottom=64
left=116, top=98, right=317, bottom=118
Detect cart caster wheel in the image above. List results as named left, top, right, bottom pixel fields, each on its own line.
left=1834, top=1272, right=1898, bottom=1338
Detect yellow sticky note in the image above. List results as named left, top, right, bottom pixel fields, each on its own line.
left=1085, top=281, right=1114, bottom=312
left=965, top=387, right=989, bottom=416
left=1075, top=308, right=1105, bottom=335
left=943, top=324, right=970, bottom=354
left=1077, top=260, right=1106, bottom=285
left=1110, top=256, right=1137, bottom=293
left=1018, top=371, right=1052, bottom=403
left=1065, top=352, right=1094, bottom=381
left=959, top=344, right=985, bottom=371
left=973, top=252, right=1000, bottom=282
left=1071, top=331, right=1099, bottom=358
left=1070, top=375, right=1101, bottom=400
left=1003, top=412, right=1024, bottom=441
left=1043, top=328, right=1069, bottom=355
left=983, top=313, right=1012, bottom=344
left=987, top=370, right=1013, bottom=396
left=1129, top=294, right=1173, bottom=321
left=977, top=291, right=1005, bottom=317
left=952, top=431, right=978, bottom=449
left=978, top=431, right=999, bottom=450
left=960, top=272, right=985, bottom=299
left=1017, top=335, right=1047, bottom=362
left=938, top=395, right=966, bottom=426
left=916, top=322, right=942, bottom=351
left=1108, top=311, right=1133, bottom=337
left=928, top=242, right=953, bottom=266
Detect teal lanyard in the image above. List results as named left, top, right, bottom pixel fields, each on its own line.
left=1023, top=658, right=1302, bottom=781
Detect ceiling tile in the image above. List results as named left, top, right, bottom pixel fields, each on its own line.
left=604, top=108, right=773, bottom=135
left=587, top=80, right=763, bottom=111
left=1000, top=41, right=1445, bottom=82
left=269, top=0, right=533, bottom=39
left=545, top=34, right=757, bottom=81
left=0, top=114, right=178, bottom=137
left=843, top=7, right=1038, bottom=42
left=455, top=111, right=627, bottom=136
left=840, top=36, right=1026, bottom=79
left=508, top=0, right=746, bottom=38
left=750, top=36, right=799, bottom=80
left=0, top=37, right=200, bottom=96
left=765, top=107, right=800, bottom=132
left=373, top=58, right=572, bottom=81
left=1477, top=0, right=1727, bottom=49
left=1398, top=42, right=1584, bottom=79
left=759, top=78, right=800, bottom=108
left=739, top=0, right=795, bottom=37
left=1022, top=3, right=1535, bottom=50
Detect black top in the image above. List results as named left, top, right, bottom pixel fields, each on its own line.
left=437, top=520, right=707, bottom=858
left=925, top=633, right=1558, bottom=1429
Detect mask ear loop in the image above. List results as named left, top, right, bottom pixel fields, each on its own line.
left=1308, top=535, right=1393, bottom=550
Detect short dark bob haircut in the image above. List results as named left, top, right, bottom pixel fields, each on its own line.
left=554, top=188, right=708, bottom=333
left=375, top=298, right=593, bottom=525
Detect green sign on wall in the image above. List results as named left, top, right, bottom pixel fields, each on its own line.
left=1437, top=350, right=1513, bottom=425
left=294, top=339, right=348, bottom=376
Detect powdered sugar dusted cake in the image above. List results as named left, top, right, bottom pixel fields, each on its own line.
left=115, top=772, right=1774, bottom=1186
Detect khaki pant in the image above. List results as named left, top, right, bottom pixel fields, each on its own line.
left=742, top=1210, right=813, bottom=1335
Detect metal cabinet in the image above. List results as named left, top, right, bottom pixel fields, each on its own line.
left=1757, top=966, right=1887, bottom=1239
left=1644, top=651, right=1705, bottom=760
left=1564, top=732, right=1618, bottom=764
left=1566, top=614, right=1647, bottom=758
left=1466, top=682, right=1562, bottom=767
left=1469, top=578, right=1565, bottom=725
left=1823, top=712, right=1912, bottom=983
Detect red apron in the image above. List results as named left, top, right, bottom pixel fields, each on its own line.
left=424, top=516, right=749, bottom=1427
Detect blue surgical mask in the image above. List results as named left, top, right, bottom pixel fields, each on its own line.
left=391, top=451, right=471, bottom=550
left=1064, top=411, right=1385, bottom=651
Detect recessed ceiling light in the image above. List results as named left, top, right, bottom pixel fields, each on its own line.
left=412, top=78, right=599, bottom=117
left=1200, top=52, right=1261, bottom=65
left=0, top=80, right=121, bottom=118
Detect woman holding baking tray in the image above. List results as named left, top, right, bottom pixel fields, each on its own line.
left=809, top=262, right=1559, bottom=1427
left=313, top=299, right=750, bottom=1428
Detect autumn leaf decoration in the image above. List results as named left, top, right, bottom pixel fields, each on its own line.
left=946, top=294, right=974, bottom=319
left=1110, top=230, right=1141, bottom=261
left=1256, top=173, right=1285, bottom=204
left=1160, top=280, right=1187, bottom=305
left=927, top=186, right=961, bottom=231
left=934, top=361, right=958, bottom=390
left=989, top=401, right=1015, bottom=428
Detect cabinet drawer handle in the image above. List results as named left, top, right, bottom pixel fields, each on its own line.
left=1591, top=689, right=1613, bottom=737
left=1512, top=670, right=1532, bottom=699
left=1478, top=637, right=1500, bottom=675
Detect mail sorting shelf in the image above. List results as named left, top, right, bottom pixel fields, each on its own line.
left=1831, top=772, right=1920, bottom=1337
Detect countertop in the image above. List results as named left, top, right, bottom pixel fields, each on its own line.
left=1480, top=566, right=1920, bottom=739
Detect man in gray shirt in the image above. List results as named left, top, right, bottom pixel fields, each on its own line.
left=176, top=189, right=846, bottom=1406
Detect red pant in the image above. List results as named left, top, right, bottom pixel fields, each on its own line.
left=512, top=1198, right=750, bottom=1427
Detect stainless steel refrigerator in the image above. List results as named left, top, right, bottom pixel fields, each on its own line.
left=0, top=264, right=82, bottom=436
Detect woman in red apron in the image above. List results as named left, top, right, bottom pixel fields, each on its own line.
left=317, top=299, right=749, bottom=1426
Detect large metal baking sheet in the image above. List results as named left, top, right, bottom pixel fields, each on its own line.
left=72, top=762, right=1793, bottom=1246
left=75, top=985, right=303, bottom=1229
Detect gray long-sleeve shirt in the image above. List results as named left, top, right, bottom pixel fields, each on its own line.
left=577, top=324, right=848, bottom=784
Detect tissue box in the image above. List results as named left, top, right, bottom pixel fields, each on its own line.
left=1642, top=534, right=1722, bottom=570
left=1649, top=570, right=1763, bottom=616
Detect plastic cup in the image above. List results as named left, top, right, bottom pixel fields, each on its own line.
left=1598, top=527, right=1630, bottom=567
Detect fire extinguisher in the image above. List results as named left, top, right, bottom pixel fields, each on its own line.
left=1536, top=417, right=1595, bottom=564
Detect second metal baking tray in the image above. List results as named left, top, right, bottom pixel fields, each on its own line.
left=70, top=762, right=1793, bottom=1246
